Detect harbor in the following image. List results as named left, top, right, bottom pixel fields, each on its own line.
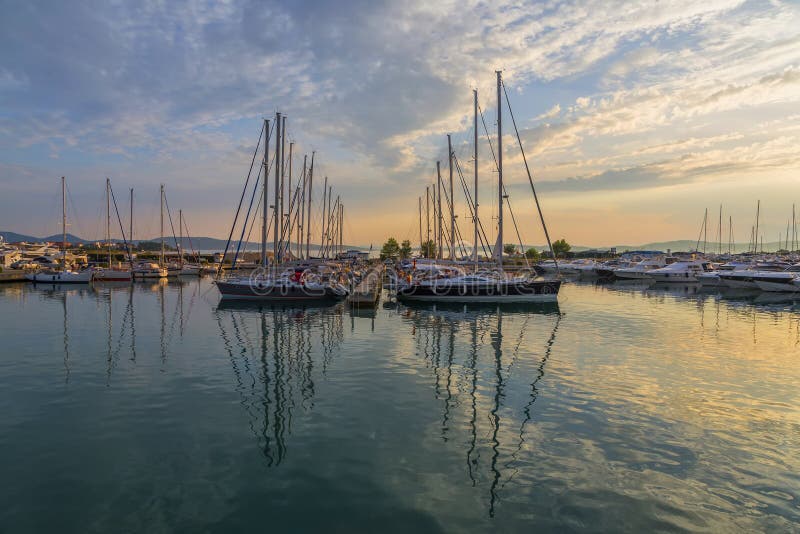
left=0, top=277, right=798, bottom=531
left=2, top=0, right=800, bottom=531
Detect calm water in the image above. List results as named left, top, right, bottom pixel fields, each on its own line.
left=0, top=278, right=798, bottom=533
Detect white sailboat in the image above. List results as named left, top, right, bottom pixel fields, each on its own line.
left=27, top=177, right=94, bottom=284
left=93, top=178, right=132, bottom=282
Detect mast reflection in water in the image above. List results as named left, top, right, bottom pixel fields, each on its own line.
left=398, top=302, right=562, bottom=517
left=214, top=301, right=345, bottom=467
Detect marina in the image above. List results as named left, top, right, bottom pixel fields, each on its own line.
left=0, top=277, right=798, bottom=531
left=2, top=0, right=800, bottom=531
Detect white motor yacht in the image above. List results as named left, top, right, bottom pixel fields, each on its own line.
left=27, top=268, right=94, bottom=284
left=751, top=264, right=800, bottom=292
left=719, top=262, right=790, bottom=290
left=614, top=258, right=667, bottom=280
left=648, top=260, right=712, bottom=283
left=697, top=261, right=751, bottom=287
left=132, top=262, right=168, bottom=279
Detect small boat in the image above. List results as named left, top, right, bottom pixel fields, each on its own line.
left=92, top=268, right=132, bottom=282
left=132, top=262, right=168, bottom=279
left=27, top=269, right=94, bottom=284
left=648, top=260, right=713, bottom=283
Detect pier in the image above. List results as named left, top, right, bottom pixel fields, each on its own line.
left=347, top=266, right=384, bottom=308
left=0, top=269, right=26, bottom=283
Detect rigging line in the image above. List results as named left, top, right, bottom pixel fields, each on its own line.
left=219, top=119, right=270, bottom=277
left=181, top=215, right=199, bottom=261
left=232, top=166, right=265, bottom=269
left=162, top=193, right=181, bottom=253
left=109, top=184, right=133, bottom=264
left=453, top=153, right=492, bottom=258
left=233, top=125, right=277, bottom=266
left=478, top=103, right=528, bottom=264
left=501, top=80, right=558, bottom=270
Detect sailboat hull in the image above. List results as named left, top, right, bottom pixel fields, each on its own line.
left=397, top=279, right=561, bottom=303
left=26, top=271, right=93, bottom=284
left=216, top=280, right=347, bottom=302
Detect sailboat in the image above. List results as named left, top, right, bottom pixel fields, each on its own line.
left=27, top=177, right=94, bottom=284
left=94, top=178, right=133, bottom=282
left=397, top=72, right=561, bottom=303
left=215, top=113, right=349, bottom=302
left=132, top=185, right=168, bottom=279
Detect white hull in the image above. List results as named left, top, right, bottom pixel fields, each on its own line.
left=698, top=275, right=725, bottom=287
left=722, top=279, right=759, bottom=290
left=26, top=271, right=93, bottom=283
left=649, top=273, right=701, bottom=283
left=754, top=280, right=799, bottom=292
left=93, top=270, right=132, bottom=282
left=614, top=271, right=654, bottom=280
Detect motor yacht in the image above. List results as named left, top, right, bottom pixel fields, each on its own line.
left=132, top=262, right=168, bottom=279
left=648, top=260, right=713, bottom=283
left=718, top=261, right=790, bottom=290
left=750, top=264, right=800, bottom=292
left=697, top=261, right=751, bottom=287
left=614, top=258, right=667, bottom=280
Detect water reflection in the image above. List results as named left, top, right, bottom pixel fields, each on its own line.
left=398, top=302, right=563, bottom=517
left=214, top=301, right=345, bottom=466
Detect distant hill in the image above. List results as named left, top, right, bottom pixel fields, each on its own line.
left=1, top=230, right=367, bottom=251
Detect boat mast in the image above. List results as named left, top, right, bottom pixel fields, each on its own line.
left=339, top=202, right=343, bottom=257
left=179, top=209, right=183, bottom=267
left=754, top=200, right=760, bottom=254
left=473, top=89, right=479, bottom=268
left=703, top=207, right=708, bottom=254
left=261, top=118, right=270, bottom=268
left=326, top=184, right=333, bottom=257
left=299, top=154, right=307, bottom=259
left=106, top=177, right=111, bottom=268
left=496, top=70, right=503, bottom=271
left=287, top=140, right=293, bottom=259
left=160, top=184, right=165, bottom=267
left=426, top=185, right=431, bottom=255
left=274, top=112, right=281, bottom=269
left=437, top=160, right=442, bottom=260
left=448, top=134, right=454, bottom=259
left=306, top=152, right=315, bottom=259
left=718, top=205, right=722, bottom=255
left=130, top=188, right=134, bottom=250
left=320, top=175, right=327, bottom=258
left=62, top=176, right=66, bottom=270
left=418, top=196, right=423, bottom=255
left=280, top=116, right=287, bottom=255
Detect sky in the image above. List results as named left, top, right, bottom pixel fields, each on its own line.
left=1, top=0, right=799, bottom=247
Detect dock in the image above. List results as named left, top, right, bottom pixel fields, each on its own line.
left=0, top=269, right=28, bottom=283
left=348, top=266, right=384, bottom=308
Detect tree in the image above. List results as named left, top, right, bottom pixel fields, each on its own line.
left=399, top=239, right=412, bottom=258
left=525, top=247, right=541, bottom=261
left=420, top=240, right=436, bottom=258
left=380, top=237, right=400, bottom=260
left=503, top=243, right=517, bottom=255
left=552, top=239, right=571, bottom=258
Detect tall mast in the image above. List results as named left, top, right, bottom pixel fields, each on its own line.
left=418, top=196, right=423, bottom=254
left=437, top=161, right=443, bottom=259
left=62, top=176, right=66, bottom=269
left=431, top=184, right=437, bottom=258
left=320, top=175, right=328, bottom=257
left=448, top=133, right=454, bottom=259
left=496, top=70, right=503, bottom=270
left=703, top=207, right=708, bottom=254
left=728, top=216, right=732, bottom=254
left=754, top=200, right=760, bottom=254
left=281, top=116, right=287, bottom=248
left=306, top=152, right=315, bottom=259
left=106, top=177, right=111, bottom=267
left=130, top=188, right=134, bottom=249
left=179, top=209, right=183, bottom=266
left=287, top=141, right=294, bottom=258
left=274, top=112, right=281, bottom=267
left=793, top=203, right=797, bottom=252
left=261, top=118, right=269, bottom=268
left=338, top=201, right=343, bottom=257
left=718, top=205, right=722, bottom=255
left=426, top=185, right=430, bottom=254
left=299, top=154, right=307, bottom=259
left=326, top=184, right=333, bottom=257
left=160, top=184, right=165, bottom=266
left=473, top=89, right=479, bottom=267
